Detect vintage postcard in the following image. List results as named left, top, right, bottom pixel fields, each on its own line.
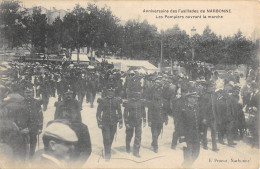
left=0, top=0, right=259, bottom=168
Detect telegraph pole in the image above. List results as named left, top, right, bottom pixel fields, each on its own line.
left=160, top=38, right=163, bottom=72
left=77, top=18, right=80, bottom=64
left=104, top=42, right=107, bottom=60
left=191, top=27, right=196, bottom=61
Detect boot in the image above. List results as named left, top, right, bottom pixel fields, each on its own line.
left=126, top=145, right=130, bottom=153
left=153, top=147, right=158, bottom=153
left=212, top=144, right=219, bottom=152
left=133, top=151, right=141, bottom=158
left=202, top=144, right=208, bottom=150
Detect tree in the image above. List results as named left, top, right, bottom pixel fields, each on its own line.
left=0, top=0, right=29, bottom=49
left=46, top=17, right=64, bottom=54
left=194, top=25, right=222, bottom=64
left=28, top=7, right=48, bottom=53
left=224, top=30, right=259, bottom=71
left=163, top=25, right=191, bottom=65
left=122, top=19, right=160, bottom=63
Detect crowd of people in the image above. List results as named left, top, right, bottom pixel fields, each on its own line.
left=0, top=59, right=259, bottom=167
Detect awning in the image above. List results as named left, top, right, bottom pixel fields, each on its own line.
left=71, top=54, right=90, bottom=62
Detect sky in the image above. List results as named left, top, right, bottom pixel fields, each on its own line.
left=22, top=0, right=260, bottom=38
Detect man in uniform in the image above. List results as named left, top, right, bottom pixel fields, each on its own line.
left=96, top=88, right=123, bottom=161
left=123, top=92, right=146, bottom=157
left=171, top=82, right=186, bottom=149
left=39, top=74, right=51, bottom=111
left=86, top=71, right=98, bottom=108
left=23, top=88, right=43, bottom=159
left=199, top=81, right=219, bottom=151
left=247, top=82, right=259, bottom=144
left=216, top=82, right=236, bottom=146
left=54, top=90, right=82, bottom=123
left=148, top=80, right=168, bottom=153
left=182, top=92, right=201, bottom=167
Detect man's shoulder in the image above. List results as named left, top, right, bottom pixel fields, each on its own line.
left=70, top=99, right=79, bottom=104
left=31, top=98, right=43, bottom=105
left=40, top=154, right=61, bottom=168
left=54, top=101, right=64, bottom=107
left=113, top=97, right=122, bottom=104
left=97, top=98, right=104, bottom=104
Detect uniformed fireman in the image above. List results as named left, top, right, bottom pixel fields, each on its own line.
left=23, top=88, right=43, bottom=158
left=96, top=88, right=123, bottom=160
left=54, top=90, right=82, bottom=123
left=216, top=82, right=237, bottom=147
left=247, top=81, right=259, bottom=144
left=123, top=91, right=146, bottom=157
left=39, top=74, right=51, bottom=111
left=182, top=91, right=201, bottom=167
left=199, top=81, right=219, bottom=151
left=148, top=80, right=168, bottom=153
left=171, top=82, right=186, bottom=149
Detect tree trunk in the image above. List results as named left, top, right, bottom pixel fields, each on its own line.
left=77, top=47, right=80, bottom=63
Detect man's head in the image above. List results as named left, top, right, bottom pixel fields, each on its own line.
left=224, top=82, right=234, bottom=93
left=187, top=93, right=200, bottom=106
left=106, top=88, right=115, bottom=98
left=42, top=121, right=78, bottom=161
left=64, top=90, right=73, bottom=101
left=24, top=88, right=34, bottom=99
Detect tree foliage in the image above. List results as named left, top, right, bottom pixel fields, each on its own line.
left=0, top=1, right=258, bottom=68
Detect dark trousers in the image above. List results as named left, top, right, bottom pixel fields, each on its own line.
left=218, top=120, right=235, bottom=144
left=172, top=118, right=181, bottom=148
left=125, top=123, right=142, bottom=154
left=201, top=121, right=217, bottom=149
left=29, top=132, right=37, bottom=159
left=77, top=92, right=85, bottom=108
left=151, top=123, right=163, bottom=150
left=42, top=94, right=49, bottom=111
left=102, top=124, right=117, bottom=159
left=9, top=131, right=29, bottom=161
left=183, top=132, right=200, bottom=167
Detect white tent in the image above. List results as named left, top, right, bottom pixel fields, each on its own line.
left=71, top=53, right=90, bottom=62
left=96, top=58, right=158, bottom=73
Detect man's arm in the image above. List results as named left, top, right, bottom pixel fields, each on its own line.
left=123, top=105, right=129, bottom=127
left=96, top=98, right=103, bottom=127
left=148, top=102, right=152, bottom=126
left=141, top=102, right=146, bottom=121
left=117, top=100, right=123, bottom=127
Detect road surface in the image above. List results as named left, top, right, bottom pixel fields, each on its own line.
left=36, top=93, right=259, bottom=168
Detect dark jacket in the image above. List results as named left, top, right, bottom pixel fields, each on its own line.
left=249, top=90, right=260, bottom=110
left=54, top=99, right=82, bottom=123
left=182, top=105, right=200, bottom=141
left=25, top=98, right=43, bottom=133
left=70, top=122, right=92, bottom=164
left=96, top=97, right=122, bottom=126
left=216, top=93, right=234, bottom=123
left=199, top=93, right=215, bottom=122
left=123, top=99, right=146, bottom=127
left=148, top=99, right=168, bottom=124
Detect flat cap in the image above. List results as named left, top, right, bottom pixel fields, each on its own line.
left=43, top=122, right=78, bottom=142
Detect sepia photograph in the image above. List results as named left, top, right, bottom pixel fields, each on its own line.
left=0, top=0, right=259, bottom=168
